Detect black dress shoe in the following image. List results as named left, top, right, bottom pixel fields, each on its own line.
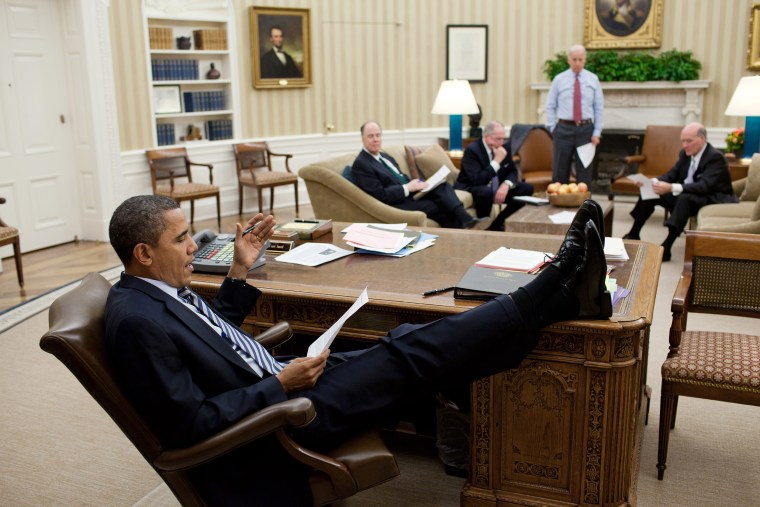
left=581, top=199, right=605, bottom=247
left=661, top=248, right=671, bottom=262
left=464, top=216, right=489, bottom=229
left=566, top=221, right=612, bottom=319
left=551, top=208, right=595, bottom=274
left=622, top=233, right=640, bottom=240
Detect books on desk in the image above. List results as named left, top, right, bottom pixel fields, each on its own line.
left=454, top=265, right=536, bottom=300
left=475, top=247, right=551, bottom=273
left=276, top=219, right=332, bottom=240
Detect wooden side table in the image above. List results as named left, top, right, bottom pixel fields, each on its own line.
left=725, top=153, right=751, bottom=181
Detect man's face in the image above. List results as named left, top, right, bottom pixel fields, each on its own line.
left=143, top=209, right=198, bottom=288
left=484, top=125, right=507, bottom=151
left=680, top=127, right=706, bottom=157
left=567, top=50, right=586, bottom=74
left=270, top=28, right=284, bottom=50
left=362, top=122, right=383, bottom=155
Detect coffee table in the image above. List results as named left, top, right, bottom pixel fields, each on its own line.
left=503, top=199, right=614, bottom=237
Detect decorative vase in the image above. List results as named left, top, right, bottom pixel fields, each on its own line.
left=206, top=63, right=220, bottom=80
left=176, top=36, right=191, bottom=50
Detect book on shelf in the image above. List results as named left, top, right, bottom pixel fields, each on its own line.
left=276, top=219, right=333, bottom=240
left=454, top=265, right=536, bottom=300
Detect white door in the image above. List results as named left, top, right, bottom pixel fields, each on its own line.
left=0, top=0, right=79, bottom=253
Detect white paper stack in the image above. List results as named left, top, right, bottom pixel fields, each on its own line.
left=604, top=237, right=629, bottom=261
left=475, top=247, right=551, bottom=272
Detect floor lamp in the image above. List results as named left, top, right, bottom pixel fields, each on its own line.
left=431, top=80, right=479, bottom=153
left=725, top=75, right=760, bottom=159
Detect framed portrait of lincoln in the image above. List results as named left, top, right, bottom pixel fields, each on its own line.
left=584, top=0, right=663, bottom=49
left=250, top=7, right=311, bottom=89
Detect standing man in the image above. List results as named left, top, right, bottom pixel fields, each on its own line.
left=456, top=120, right=535, bottom=232
left=351, top=121, right=484, bottom=229
left=545, top=44, right=604, bottom=185
left=622, top=122, right=737, bottom=261
left=260, top=25, right=302, bottom=79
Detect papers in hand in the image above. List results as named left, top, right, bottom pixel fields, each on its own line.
left=475, top=247, right=551, bottom=273
left=307, top=287, right=368, bottom=357
left=577, top=143, right=596, bottom=168
left=624, top=173, right=659, bottom=200
left=413, top=165, right=450, bottom=200
left=274, top=243, right=354, bottom=266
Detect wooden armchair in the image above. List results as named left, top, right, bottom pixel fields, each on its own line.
left=40, top=273, right=398, bottom=506
left=233, top=142, right=299, bottom=216
left=609, top=125, right=682, bottom=198
left=0, top=197, right=23, bottom=287
left=511, top=126, right=554, bottom=194
left=657, top=231, right=760, bottom=480
left=146, top=148, right=221, bottom=229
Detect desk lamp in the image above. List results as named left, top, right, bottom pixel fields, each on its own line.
left=725, top=75, right=760, bottom=159
left=431, top=80, right=479, bottom=153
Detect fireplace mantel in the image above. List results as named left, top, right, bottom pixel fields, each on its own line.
left=530, top=80, right=710, bottom=130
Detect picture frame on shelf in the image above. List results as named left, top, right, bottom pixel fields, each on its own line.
left=250, top=6, right=311, bottom=89
left=749, top=3, right=760, bottom=71
left=446, top=24, right=488, bottom=83
left=584, top=0, right=663, bottom=49
left=153, top=85, right=182, bottom=114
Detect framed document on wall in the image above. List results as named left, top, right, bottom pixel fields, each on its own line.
left=446, top=25, right=488, bottom=83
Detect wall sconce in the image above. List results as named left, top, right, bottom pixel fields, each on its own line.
left=725, top=75, right=760, bottom=158
left=431, top=80, right=479, bottom=153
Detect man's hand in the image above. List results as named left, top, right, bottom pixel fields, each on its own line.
left=494, top=182, right=510, bottom=204
left=406, top=179, right=429, bottom=192
left=276, top=350, right=330, bottom=393
left=227, top=214, right=276, bottom=279
left=493, top=146, right=507, bottom=164
left=591, top=135, right=601, bottom=146
left=652, top=180, right=672, bottom=196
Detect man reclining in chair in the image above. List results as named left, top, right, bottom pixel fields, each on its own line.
left=105, top=195, right=611, bottom=506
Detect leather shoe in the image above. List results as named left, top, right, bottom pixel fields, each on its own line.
left=566, top=221, right=612, bottom=319
left=581, top=199, right=605, bottom=247
left=550, top=207, right=595, bottom=274
left=661, top=247, right=671, bottom=262
left=464, top=216, right=490, bottom=230
left=622, top=233, right=640, bottom=240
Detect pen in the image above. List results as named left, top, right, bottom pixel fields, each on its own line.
left=294, top=219, right=320, bottom=223
left=242, top=221, right=262, bottom=236
left=422, top=286, right=455, bottom=297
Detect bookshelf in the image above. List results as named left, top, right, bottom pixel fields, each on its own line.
left=144, top=13, right=238, bottom=146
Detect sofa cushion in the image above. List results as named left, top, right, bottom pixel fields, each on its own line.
left=342, top=165, right=354, bottom=183
left=740, top=153, right=760, bottom=202
left=410, top=144, right=459, bottom=185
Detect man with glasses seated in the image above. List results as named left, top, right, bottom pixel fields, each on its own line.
left=455, top=120, right=535, bottom=231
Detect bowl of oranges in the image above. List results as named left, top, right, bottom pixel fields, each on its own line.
left=546, top=182, right=590, bottom=207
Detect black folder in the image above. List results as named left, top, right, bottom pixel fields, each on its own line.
left=454, top=265, right=536, bottom=300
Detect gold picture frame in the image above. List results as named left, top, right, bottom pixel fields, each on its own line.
left=250, top=7, right=311, bottom=89
left=749, top=3, right=760, bottom=71
left=584, top=0, right=663, bottom=49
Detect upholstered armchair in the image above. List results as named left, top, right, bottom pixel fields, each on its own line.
left=697, top=153, right=760, bottom=234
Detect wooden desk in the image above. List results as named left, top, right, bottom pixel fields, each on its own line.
left=191, top=226, right=661, bottom=506
left=504, top=200, right=614, bottom=238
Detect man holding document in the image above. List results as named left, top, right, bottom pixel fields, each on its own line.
left=622, top=123, right=737, bottom=261
left=351, top=120, right=484, bottom=229
left=105, top=195, right=610, bottom=505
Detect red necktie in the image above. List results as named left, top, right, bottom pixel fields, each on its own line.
left=573, top=74, right=582, bottom=123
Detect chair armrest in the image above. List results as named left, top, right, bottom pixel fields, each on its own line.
left=153, top=397, right=316, bottom=471
left=733, top=177, right=747, bottom=198
left=624, top=154, right=646, bottom=164
left=253, top=321, right=293, bottom=349
left=667, top=272, right=692, bottom=357
left=512, top=154, right=521, bottom=163
left=187, top=159, right=214, bottom=184
left=268, top=151, right=294, bottom=172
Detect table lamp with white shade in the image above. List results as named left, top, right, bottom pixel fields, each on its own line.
left=725, top=75, right=760, bottom=159
left=431, top=79, right=479, bottom=153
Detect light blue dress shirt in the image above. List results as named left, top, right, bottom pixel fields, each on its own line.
left=546, top=68, right=604, bottom=138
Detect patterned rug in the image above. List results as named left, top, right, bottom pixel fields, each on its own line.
left=0, top=266, right=123, bottom=334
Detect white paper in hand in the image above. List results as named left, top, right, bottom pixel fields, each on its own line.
left=625, top=173, right=659, bottom=200
left=577, top=143, right=596, bottom=168
left=307, top=287, right=369, bottom=357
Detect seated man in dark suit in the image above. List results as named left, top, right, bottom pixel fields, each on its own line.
left=105, top=194, right=610, bottom=506
left=351, top=120, right=484, bottom=229
left=623, top=122, right=738, bottom=261
left=455, top=120, right=535, bottom=231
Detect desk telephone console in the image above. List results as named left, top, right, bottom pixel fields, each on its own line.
left=192, top=229, right=268, bottom=274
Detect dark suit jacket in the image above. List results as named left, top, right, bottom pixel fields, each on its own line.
left=455, top=139, right=519, bottom=190
left=351, top=150, right=409, bottom=205
left=260, top=48, right=302, bottom=79
left=105, top=274, right=310, bottom=505
left=658, top=143, right=737, bottom=203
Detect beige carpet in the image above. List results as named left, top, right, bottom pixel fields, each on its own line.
left=1, top=199, right=758, bottom=506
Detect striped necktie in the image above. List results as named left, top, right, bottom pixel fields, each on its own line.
left=177, top=287, right=285, bottom=375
